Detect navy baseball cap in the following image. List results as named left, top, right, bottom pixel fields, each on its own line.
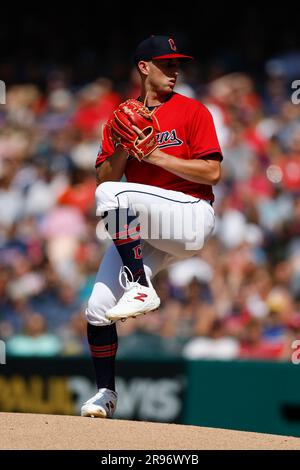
left=133, top=35, right=193, bottom=64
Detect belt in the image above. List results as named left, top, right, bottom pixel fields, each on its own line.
left=201, top=199, right=214, bottom=207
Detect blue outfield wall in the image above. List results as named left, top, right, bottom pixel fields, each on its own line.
left=0, top=357, right=300, bottom=437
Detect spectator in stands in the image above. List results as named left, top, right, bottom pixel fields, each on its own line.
left=6, top=312, right=61, bottom=356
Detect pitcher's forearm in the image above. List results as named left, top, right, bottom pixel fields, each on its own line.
left=96, top=147, right=128, bottom=186
left=146, top=149, right=221, bottom=185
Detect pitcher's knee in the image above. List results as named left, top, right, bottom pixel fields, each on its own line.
left=95, top=182, right=120, bottom=213
left=85, top=300, right=115, bottom=326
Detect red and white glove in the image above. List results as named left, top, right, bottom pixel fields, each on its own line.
left=108, top=99, right=160, bottom=161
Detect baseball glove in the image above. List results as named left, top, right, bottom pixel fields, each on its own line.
left=108, top=99, right=160, bottom=161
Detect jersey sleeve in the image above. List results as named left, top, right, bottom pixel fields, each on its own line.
left=95, top=122, right=115, bottom=167
left=188, top=103, right=223, bottom=160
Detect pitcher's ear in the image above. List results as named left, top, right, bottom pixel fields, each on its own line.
left=137, top=60, right=150, bottom=76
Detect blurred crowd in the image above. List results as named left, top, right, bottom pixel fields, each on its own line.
left=1, top=56, right=300, bottom=362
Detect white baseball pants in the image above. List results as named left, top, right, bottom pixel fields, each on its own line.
left=86, top=181, right=215, bottom=326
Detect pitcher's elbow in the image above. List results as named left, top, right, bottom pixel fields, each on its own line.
left=211, top=168, right=221, bottom=185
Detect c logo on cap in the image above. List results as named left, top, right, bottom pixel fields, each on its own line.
left=168, top=38, right=177, bottom=51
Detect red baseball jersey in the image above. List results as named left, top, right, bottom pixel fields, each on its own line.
left=95, top=93, right=222, bottom=201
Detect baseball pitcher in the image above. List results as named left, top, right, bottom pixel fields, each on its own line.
left=81, top=35, right=222, bottom=418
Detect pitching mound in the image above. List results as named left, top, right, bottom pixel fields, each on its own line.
left=0, top=412, right=299, bottom=450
